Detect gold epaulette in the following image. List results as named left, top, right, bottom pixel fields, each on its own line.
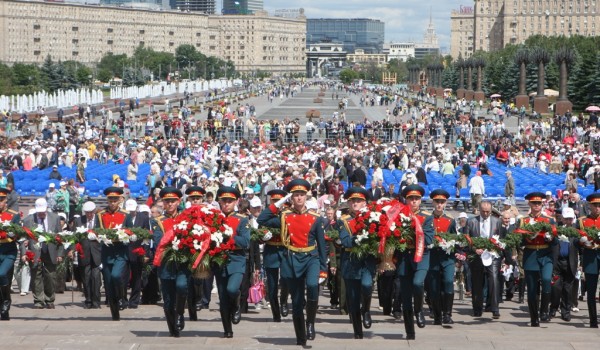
left=418, top=210, right=431, bottom=216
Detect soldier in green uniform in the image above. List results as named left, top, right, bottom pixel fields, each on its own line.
left=214, top=186, right=250, bottom=338
left=184, top=186, right=207, bottom=322
left=0, top=188, right=21, bottom=320
left=517, top=192, right=557, bottom=327
left=257, top=179, right=328, bottom=346
left=427, top=189, right=461, bottom=325
left=575, top=193, right=600, bottom=328
left=396, top=184, right=434, bottom=339
left=338, top=187, right=376, bottom=339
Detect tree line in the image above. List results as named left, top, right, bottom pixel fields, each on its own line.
left=0, top=44, right=236, bottom=96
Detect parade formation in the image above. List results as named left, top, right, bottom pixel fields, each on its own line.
left=1, top=81, right=600, bottom=348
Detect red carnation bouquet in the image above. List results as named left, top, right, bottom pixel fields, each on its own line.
left=161, top=206, right=236, bottom=277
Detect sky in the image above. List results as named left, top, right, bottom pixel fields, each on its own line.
left=264, top=0, right=469, bottom=52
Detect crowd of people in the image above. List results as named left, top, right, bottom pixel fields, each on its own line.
left=0, top=81, right=599, bottom=343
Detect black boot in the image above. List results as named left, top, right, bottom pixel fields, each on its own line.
left=431, top=296, right=442, bottom=325
left=361, top=294, right=372, bottom=329
left=0, top=286, right=9, bottom=321
left=231, top=294, right=241, bottom=325
left=280, top=287, right=289, bottom=317
left=517, top=280, right=525, bottom=304
left=270, top=297, right=281, bottom=322
left=109, top=299, right=120, bottom=321
left=164, top=309, right=179, bottom=337
left=589, top=299, right=598, bottom=328
left=403, top=309, right=416, bottom=340
left=306, top=299, right=318, bottom=341
left=528, top=298, right=539, bottom=327
left=220, top=308, right=233, bottom=338
left=175, top=295, right=186, bottom=331
left=442, top=293, right=454, bottom=325
left=293, top=314, right=307, bottom=346
left=414, top=292, right=426, bottom=328
left=540, top=293, right=551, bottom=322
left=188, top=284, right=198, bottom=321
left=351, top=311, right=363, bottom=339
left=193, top=284, right=203, bottom=311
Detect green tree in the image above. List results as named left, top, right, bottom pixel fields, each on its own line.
left=339, top=68, right=359, bottom=84
left=0, top=63, right=14, bottom=94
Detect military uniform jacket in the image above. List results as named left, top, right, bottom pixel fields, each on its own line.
left=576, top=216, right=600, bottom=274
left=95, top=208, right=129, bottom=264
left=219, top=212, right=250, bottom=276
left=395, top=210, right=434, bottom=276
left=338, top=213, right=377, bottom=280
left=0, top=209, right=21, bottom=255
left=429, top=213, right=458, bottom=271
left=257, top=205, right=327, bottom=279
left=517, top=214, right=557, bottom=272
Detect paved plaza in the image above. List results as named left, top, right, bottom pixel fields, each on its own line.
left=6, top=285, right=600, bottom=350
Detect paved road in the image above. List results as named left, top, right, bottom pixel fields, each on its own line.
left=5, top=279, right=600, bottom=350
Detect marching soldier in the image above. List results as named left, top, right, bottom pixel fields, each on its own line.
left=184, top=186, right=207, bottom=322
left=396, top=184, right=434, bottom=339
left=576, top=193, right=600, bottom=328
left=0, top=188, right=20, bottom=320
left=338, top=187, right=376, bottom=339
left=260, top=189, right=290, bottom=322
left=517, top=192, right=557, bottom=327
left=257, top=179, right=328, bottom=346
left=95, top=186, right=129, bottom=321
left=427, top=189, right=459, bottom=325
left=153, top=187, right=188, bottom=337
left=214, top=186, right=250, bottom=338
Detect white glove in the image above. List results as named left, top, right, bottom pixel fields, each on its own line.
left=262, top=231, right=273, bottom=241
left=129, top=234, right=138, bottom=242
left=274, top=193, right=293, bottom=209
left=87, top=232, right=97, bottom=241
left=318, top=277, right=326, bottom=284
left=7, top=232, right=15, bottom=238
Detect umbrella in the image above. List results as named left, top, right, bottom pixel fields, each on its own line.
left=306, top=109, right=321, bottom=117
left=586, top=106, right=600, bottom=112
left=490, top=93, right=501, bottom=98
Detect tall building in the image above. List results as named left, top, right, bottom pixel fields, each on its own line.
left=383, top=43, right=415, bottom=62
left=450, top=5, right=474, bottom=59
left=306, top=18, right=385, bottom=54
left=0, top=1, right=306, bottom=75
left=451, top=1, right=600, bottom=53
left=171, top=0, right=216, bottom=13
left=414, top=13, right=440, bottom=59
left=222, top=0, right=263, bottom=14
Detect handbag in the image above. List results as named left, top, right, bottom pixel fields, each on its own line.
left=247, top=272, right=265, bottom=304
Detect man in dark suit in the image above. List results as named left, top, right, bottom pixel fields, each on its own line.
left=369, top=180, right=382, bottom=201
left=22, top=198, right=63, bottom=309
left=123, top=199, right=151, bottom=309
left=550, top=207, right=579, bottom=321
left=466, top=201, right=502, bottom=319
left=350, top=165, right=366, bottom=187
left=74, top=201, right=102, bottom=309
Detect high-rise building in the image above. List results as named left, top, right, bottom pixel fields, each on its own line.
left=222, top=0, right=263, bottom=15
left=414, top=13, right=439, bottom=60
left=171, top=0, right=215, bottom=13
left=306, top=18, right=385, bottom=54
left=451, top=1, right=600, bottom=54
left=450, top=5, right=474, bottom=59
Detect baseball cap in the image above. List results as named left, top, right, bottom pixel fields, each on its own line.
left=59, top=181, right=66, bottom=187
left=125, top=199, right=138, bottom=212
left=561, top=207, right=575, bottom=219
left=35, top=198, right=48, bottom=213
left=503, top=199, right=511, bottom=206
left=458, top=212, right=468, bottom=219
left=249, top=197, right=262, bottom=208
left=545, top=191, right=552, bottom=196
left=49, top=183, right=55, bottom=188
left=82, top=201, right=96, bottom=212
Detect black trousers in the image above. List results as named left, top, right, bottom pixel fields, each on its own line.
left=127, top=261, right=143, bottom=307
left=377, top=271, right=395, bottom=314
left=551, top=258, right=574, bottom=315
left=470, top=257, right=501, bottom=313
left=81, top=264, right=102, bottom=307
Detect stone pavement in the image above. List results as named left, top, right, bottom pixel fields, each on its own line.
left=5, top=284, right=600, bottom=350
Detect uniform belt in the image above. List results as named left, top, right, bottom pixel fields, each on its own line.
left=344, top=248, right=352, bottom=252
left=0, top=238, right=14, bottom=244
left=525, top=244, right=549, bottom=250
left=266, top=241, right=284, bottom=246
left=287, top=245, right=315, bottom=253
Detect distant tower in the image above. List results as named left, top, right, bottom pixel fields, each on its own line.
left=423, top=7, right=439, bottom=48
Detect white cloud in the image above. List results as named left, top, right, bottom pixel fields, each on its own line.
left=264, top=0, right=465, bottom=51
